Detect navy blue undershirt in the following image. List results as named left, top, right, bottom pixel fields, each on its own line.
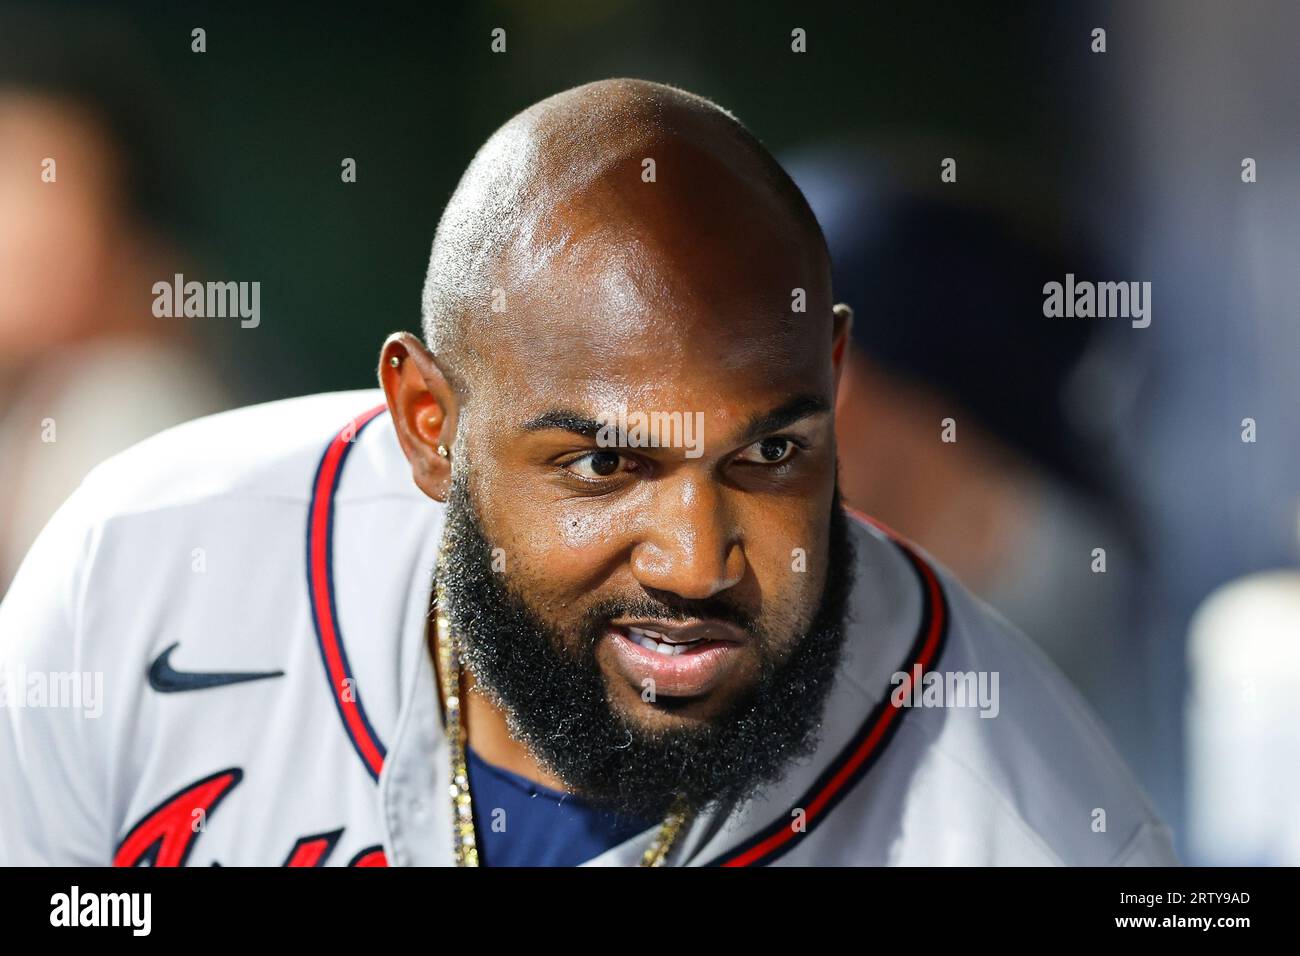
left=466, top=745, right=657, bottom=867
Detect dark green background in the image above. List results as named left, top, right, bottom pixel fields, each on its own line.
left=88, top=0, right=1080, bottom=400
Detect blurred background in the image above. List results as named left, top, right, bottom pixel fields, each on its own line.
left=1, top=0, right=1296, bottom=864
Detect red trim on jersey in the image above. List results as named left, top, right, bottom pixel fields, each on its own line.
left=307, top=405, right=389, bottom=780
left=711, top=508, right=948, bottom=867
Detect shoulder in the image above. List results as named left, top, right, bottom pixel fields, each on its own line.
left=1, top=388, right=412, bottom=675
left=919, top=561, right=1174, bottom=863
left=72, top=389, right=392, bottom=517
left=0, top=390, right=427, bottom=862
left=842, top=515, right=1176, bottom=865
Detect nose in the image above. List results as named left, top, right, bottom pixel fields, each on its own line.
left=629, top=477, right=746, bottom=600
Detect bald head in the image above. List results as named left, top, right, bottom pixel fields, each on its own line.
left=421, top=78, right=830, bottom=395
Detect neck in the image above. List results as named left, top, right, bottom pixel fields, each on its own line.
left=428, top=615, right=570, bottom=792
left=461, top=668, right=572, bottom=791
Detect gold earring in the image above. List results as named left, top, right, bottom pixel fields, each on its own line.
left=437, top=444, right=450, bottom=458
left=389, top=355, right=401, bottom=368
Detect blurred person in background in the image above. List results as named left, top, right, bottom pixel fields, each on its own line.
left=1098, top=0, right=1300, bottom=859
left=0, top=8, right=227, bottom=592
left=787, top=147, right=1152, bottom=769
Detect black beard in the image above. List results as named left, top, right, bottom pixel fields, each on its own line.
left=438, top=475, right=855, bottom=820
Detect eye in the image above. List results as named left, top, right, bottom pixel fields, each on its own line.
left=563, top=449, right=637, bottom=480
left=736, top=436, right=799, bottom=465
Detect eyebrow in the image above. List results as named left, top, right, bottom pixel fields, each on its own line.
left=520, top=410, right=603, bottom=437
left=735, top=394, right=831, bottom=444
left=519, top=394, right=831, bottom=443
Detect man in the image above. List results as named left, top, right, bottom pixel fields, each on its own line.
left=0, top=79, right=1175, bottom=866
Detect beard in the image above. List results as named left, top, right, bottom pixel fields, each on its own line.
left=437, top=474, right=856, bottom=820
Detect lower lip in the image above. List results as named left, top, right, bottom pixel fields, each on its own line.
left=605, top=630, right=744, bottom=698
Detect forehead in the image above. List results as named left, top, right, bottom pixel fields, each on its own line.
left=464, top=153, right=834, bottom=420
left=469, top=232, right=834, bottom=425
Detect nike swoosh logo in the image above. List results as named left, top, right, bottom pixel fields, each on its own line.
left=148, top=643, right=285, bottom=693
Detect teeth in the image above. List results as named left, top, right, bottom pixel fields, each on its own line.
left=626, top=626, right=689, bottom=657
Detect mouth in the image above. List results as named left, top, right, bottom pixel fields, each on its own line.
left=618, top=618, right=745, bottom=653
left=604, top=618, right=749, bottom=698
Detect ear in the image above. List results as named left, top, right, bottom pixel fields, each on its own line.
left=830, top=303, right=854, bottom=398
left=379, top=332, right=459, bottom=502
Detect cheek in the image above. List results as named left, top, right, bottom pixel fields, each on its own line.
left=522, top=484, right=644, bottom=570
left=477, top=500, right=619, bottom=613
left=470, top=469, right=615, bottom=620
left=756, top=564, right=819, bottom=645
left=747, top=521, right=831, bottom=640
left=539, top=505, right=634, bottom=605
left=559, top=509, right=610, bottom=551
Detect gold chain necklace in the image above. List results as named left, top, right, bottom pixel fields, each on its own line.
left=434, top=575, right=691, bottom=867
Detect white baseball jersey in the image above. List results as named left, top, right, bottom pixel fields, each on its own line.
left=0, top=390, right=1177, bottom=866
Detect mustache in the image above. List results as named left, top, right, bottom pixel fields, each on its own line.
left=579, top=592, right=758, bottom=635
